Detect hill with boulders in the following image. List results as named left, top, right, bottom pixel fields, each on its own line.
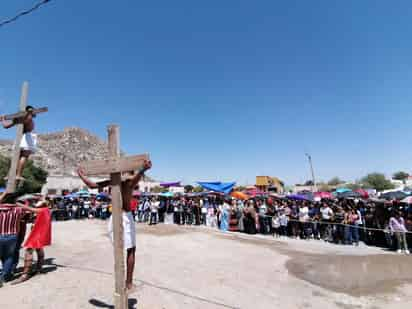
left=0, top=127, right=153, bottom=180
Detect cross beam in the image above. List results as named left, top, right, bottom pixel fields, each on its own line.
left=2, top=107, right=48, bottom=121
left=79, top=154, right=149, bottom=176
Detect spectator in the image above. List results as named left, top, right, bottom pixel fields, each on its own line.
left=0, top=204, right=24, bottom=287
left=272, top=213, right=281, bottom=238
left=320, top=203, right=333, bottom=241
left=149, top=198, right=159, bottom=225
left=279, top=210, right=289, bottom=237
left=389, top=211, right=410, bottom=254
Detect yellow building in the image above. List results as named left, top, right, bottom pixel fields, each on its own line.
left=256, top=176, right=284, bottom=194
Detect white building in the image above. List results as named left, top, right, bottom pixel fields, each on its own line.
left=42, top=176, right=160, bottom=195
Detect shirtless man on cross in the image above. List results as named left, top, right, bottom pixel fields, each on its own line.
left=77, top=159, right=152, bottom=291
left=1, top=105, right=37, bottom=181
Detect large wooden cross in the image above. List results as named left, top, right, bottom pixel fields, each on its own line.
left=3, top=81, right=48, bottom=193
left=79, top=125, right=149, bottom=309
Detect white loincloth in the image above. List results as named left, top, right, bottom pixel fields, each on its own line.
left=20, top=132, right=37, bottom=153
left=108, top=211, right=136, bottom=250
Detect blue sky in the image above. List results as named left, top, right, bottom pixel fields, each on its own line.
left=1, top=0, right=412, bottom=185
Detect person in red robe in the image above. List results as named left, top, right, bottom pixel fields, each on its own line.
left=13, top=200, right=51, bottom=284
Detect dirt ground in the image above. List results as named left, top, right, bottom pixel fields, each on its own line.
left=1, top=220, right=411, bottom=309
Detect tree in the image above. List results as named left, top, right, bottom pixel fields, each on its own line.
left=346, top=183, right=362, bottom=191
left=393, top=171, right=410, bottom=183
left=327, top=177, right=344, bottom=186
left=0, top=155, right=10, bottom=188
left=318, top=183, right=331, bottom=192
left=361, top=173, right=395, bottom=192
left=234, top=186, right=247, bottom=192
left=0, top=154, right=48, bottom=195
left=184, top=185, right=194, bottom=193
left=151, top=186, right=167, bottom=193
left=304, top=180, right=314, bottom=186
left=193, top=186, right=204, bottom=193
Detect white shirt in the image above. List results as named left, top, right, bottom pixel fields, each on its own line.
left=299, top=206, right=309, bottom=222
left=151, top=201, right=159, bottom=213
left=320, top=207, right=333, bottom=220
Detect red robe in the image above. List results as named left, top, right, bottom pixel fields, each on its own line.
left=24, top=208, right=52, bottom=249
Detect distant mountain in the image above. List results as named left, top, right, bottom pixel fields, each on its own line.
left=0, top=127, right=154, bottom=181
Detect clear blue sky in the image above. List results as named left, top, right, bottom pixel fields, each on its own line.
left=1, top=1, right=411, bottom=185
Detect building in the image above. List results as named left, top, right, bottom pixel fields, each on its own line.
left=41, top=175, right=101, bottom=195
left=256, top=176, right=284, bottom=194
left=42, top=176, right=160, bottom=195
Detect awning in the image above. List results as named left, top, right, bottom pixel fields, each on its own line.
left=197, top=182, right=236, bottom=195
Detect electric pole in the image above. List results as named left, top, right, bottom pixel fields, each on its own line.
left=305, top=153, right=317, bottom=192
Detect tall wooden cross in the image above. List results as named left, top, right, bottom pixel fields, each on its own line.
left=2, top=81, right=48, bottom=193
left=79, top=125, right=149, bottom=309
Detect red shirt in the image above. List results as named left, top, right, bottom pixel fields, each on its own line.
left=130, top=198, right=138, bottom=212
left=0, top=206, right=23, bottom=235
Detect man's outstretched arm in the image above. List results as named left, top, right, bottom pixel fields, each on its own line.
left=0, top=116, right=15, bottom=129
left=130, top=160, right=152, bottom=189
left=77, top=167, right=99, bottom=189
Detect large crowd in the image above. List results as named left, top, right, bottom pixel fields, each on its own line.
left=1, top=191, right=411, bottom=287
left=49, top=193, right=412, bottom=254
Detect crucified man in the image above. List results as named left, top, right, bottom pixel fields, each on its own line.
left=1, top=105, right=37, bottom=181
left=77, top=159, right=152, bottom=291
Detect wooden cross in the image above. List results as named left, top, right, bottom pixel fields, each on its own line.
left=2, top=81, right=48, bottom=193
left=79, top=125, right=149, bottom=309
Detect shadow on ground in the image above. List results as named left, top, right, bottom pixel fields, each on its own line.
left=89, top=298, right=138, bottom=309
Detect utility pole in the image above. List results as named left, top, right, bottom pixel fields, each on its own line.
left=305, top=153, right=317, bottom=192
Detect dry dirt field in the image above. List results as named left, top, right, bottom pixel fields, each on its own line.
left=1, top=220, right=411, bottom=309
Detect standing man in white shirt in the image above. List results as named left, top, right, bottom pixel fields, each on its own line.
left=149, top=198, right=159, bottom=225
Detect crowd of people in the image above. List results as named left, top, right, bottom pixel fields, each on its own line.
left=1, top=190, right=411, bottom=288
left=49, top=193, right=412, bottom=254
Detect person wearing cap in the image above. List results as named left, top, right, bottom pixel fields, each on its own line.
left=77, top=159, right=152, bottom=292
left=0, top=105, right=38, bottom=184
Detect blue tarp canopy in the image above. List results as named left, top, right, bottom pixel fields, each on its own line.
left=335, top=188, right=352, bottom=194
left=197, top=182, right=236, bottom=195
left=160, top=192, right=174, bottom=197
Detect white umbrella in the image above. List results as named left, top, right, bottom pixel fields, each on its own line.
left=401, top=196, right=412, bottom=204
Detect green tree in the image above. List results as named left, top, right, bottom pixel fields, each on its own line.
left=151, top=186, right=167, bottom=193
left=234, top=186, right=247, bottom=192
left=304, top=180, right=314, bottom=186
left=184, top=185, right=194, bottom=193
left=327, top=177, right=344, bottom=186
left=318, top=183, right=331, bottom=192
left=393, top=171, right=410, bottom=183
left=361, top=173, right=395, bottom=192
left=193, top=186, right=204, bottom=193
left=346, top=183, right=362, bottom=191
left=0, top=155, right=10, bottom=188
left=0, top=154, right=48, bottom=195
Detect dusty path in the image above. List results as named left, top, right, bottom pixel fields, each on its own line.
left=1, top=220, right=411, bottom=309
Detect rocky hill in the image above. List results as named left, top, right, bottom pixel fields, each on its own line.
left=0, top=127, right=152, bottom=180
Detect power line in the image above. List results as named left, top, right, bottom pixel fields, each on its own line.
left=0, top=0, right=52, bottom=28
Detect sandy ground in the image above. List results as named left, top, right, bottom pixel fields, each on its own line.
left=1, top=220, right=412, bottom=309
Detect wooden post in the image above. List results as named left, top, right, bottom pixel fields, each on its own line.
left=6, top=81, right=28, bottom=193
left=80, top=127, right=149, bottom=309
left=108, top=125, right=127, bottom=309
